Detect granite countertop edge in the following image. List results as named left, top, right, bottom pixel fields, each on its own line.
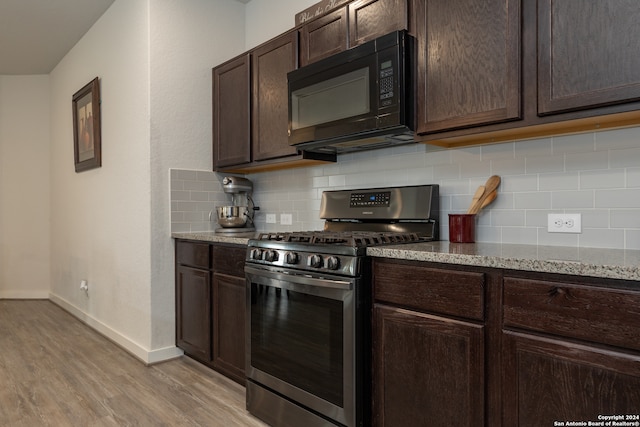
left=172, top=233, right=640, bottom=281
left=367, top=242, right=640, bottom=282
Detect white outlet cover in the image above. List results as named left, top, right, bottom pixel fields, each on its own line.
left=280, top=213, right=293, bottom=225
left=547, top=213, right=582, bottom=233
left=266, top=213, right=276, bottom=224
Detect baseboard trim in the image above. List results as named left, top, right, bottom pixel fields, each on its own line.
left=48, top=293, right=183, bottom=365
left=0, top=290, right=50, bottom=299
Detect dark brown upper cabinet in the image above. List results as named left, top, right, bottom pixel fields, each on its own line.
left=415, top=0, right=522, bottom=134
left=299, top=6, right=348, bottom=67
left=212, top=54, right=251, bottom=169
left=537, top=0, right=640, bottom=115
left=299, top=0, right=408, bottom=67
left=348, top=0, right=408, bottom=47
left=251, top=32, right=299, bottom=161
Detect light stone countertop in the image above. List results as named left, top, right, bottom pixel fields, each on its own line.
left=172, top=231, right=257, bottom=246
left=172, top=232, right=640, bottom=282
left=367, top=241, right=640, bottom=282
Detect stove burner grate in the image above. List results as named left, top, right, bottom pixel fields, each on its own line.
left=256, top=231, right=422, bottom=247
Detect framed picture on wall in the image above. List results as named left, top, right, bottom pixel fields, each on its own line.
left=72, top=77, right=101, bottom=172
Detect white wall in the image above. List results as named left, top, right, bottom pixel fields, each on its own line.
left=0, top=76, right=51, bottom=298
left=245, top=0, right=316, bottom=49
left=148, top=0, right=245, bottom=350
left=46, top=0, right=246, bottom=361
left=48, top=0, right=156, bottom=360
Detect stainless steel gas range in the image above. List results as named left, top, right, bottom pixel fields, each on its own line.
left=245, top=185, right=439, bottom=427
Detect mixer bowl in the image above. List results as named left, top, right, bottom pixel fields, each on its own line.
left=216, top=206, right=249, bottom=228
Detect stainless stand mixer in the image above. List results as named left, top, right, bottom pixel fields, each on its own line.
left=215, top=176, right=258, bottom=233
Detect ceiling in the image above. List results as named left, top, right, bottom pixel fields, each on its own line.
left=0, top=0, right=252, bottom=75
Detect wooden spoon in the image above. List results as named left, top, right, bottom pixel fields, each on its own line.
left=466, top=185, right=485, bottom=214
left=479, top=190, right=497, bottom=210
left=469, top=175, right=501, bottom=214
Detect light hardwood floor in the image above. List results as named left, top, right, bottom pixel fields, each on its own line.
left=0, top=299, right=268, bottom=426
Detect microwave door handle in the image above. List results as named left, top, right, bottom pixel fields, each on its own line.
left=245, top=265, right=353, bottom=291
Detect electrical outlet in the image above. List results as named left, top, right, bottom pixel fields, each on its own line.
left=547, top=213, right=582, bottom=233
left=280, top=213, right=293, bottom=225
left=266, top=214, right=276, bottom=224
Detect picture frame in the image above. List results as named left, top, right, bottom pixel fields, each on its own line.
left=72, top=77, right=101, bottom=172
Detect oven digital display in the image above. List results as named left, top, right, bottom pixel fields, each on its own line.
left=350, top=191, right=391, bottom=207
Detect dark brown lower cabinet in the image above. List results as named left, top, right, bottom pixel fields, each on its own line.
left=373, top=305, right=485, bottom=427
left=502, top=331, right=640, bottom=427
left=373, top=259, right=640, bottom=426
left=176, top=264, right=211, bottom=362
left=212, top=272, right=246, bottom=384
left=175, top=240, right=246, bottom=385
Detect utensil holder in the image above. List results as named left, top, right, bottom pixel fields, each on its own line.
left=449, top=214, right=476, bottom=243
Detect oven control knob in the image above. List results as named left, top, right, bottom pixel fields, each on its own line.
left=264, top=250, right=279, bottom=262
left=251, top=249, right=263, bottom=260
left=327, top=256, right=340, bottom=270
left=285, top=251, right=299, bottom=264
left=308, top=254, right=323, bottom=268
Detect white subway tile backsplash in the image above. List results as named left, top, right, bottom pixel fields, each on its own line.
left=169, top=169, right=227, bottom=233
left=551, top=190, right=594, bottom=209
left=582, top=209, right=610, bottom=228
left=596, top=189, right=640, bottom=208
left=539, top=172, right=580, bottom=190
left=328, top=174, right=346, bottom=187
left=514, top=192, right=552, bottom=209
left=170, top=126, right=640, bottom=249
left=611, top=210, right=640, bottom=228
left=481, top=142, right=515, bottom=160
left=609, top=147, right=640, bottom=168
left=501, top=174, right=538, bottom=192
left=626, top=230, right=640, bottom=250
left=579, top=228, right=624, bottom=249
left=460, top=160, right=492, bottom=179
left=565, top=150, right=608, bottom=171
left=312, top=176, right=329, bottom=188
left=490, top=157, right=526, bottom=175
left=526, top=154, right=565, bottom=174
left=596, top=127, right=640, bottom=150
left=515, top=137, right=552, bottom=156
left=580, top=169, right=625, bottom=189
left=433, top=164, right=460, bottom=180
left=502, top=227, right=538, bottom=244
left=553, top=133, right=595, bottom=154
left=628, top=168, right=640, bottom=187
left=538, top=230, right=578, bottom=246
left=491, top=210, right=525, bottom=227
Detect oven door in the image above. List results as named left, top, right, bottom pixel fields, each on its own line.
left=245, top=264, right=358, bottom=427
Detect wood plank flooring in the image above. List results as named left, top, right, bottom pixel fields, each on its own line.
left=0, top=300, right=268, bottom=427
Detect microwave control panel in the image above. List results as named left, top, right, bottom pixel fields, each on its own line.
left=379, top=60, right=395, bottom=107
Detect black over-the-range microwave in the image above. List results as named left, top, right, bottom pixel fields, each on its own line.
left=288, top=30, right=416, bottom=155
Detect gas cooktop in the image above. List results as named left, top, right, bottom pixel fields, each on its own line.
left=254, top=231, right=424, bottom=248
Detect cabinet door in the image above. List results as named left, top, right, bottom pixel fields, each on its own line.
left=373, top=304, right=485, bottom=427
left=299, top=7, right=348, bottom=67
left=176, top=265, right=211, bottom=362
left=212, top=54, right=251, bottom=169
left=502, top=331, right=640, bottom=427
left=538, top=0, right=640, bottom=115
left=252, top=32, right=299, bottom=161
left=212, top=272, right=246, bottom=385
left=348, top=0, right=408, bottom=47
left=415, top=0, right=521, bottom=133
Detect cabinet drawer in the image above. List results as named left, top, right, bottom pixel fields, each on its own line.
left=503, top=277, right=640, bottom=351
left=176, top=240, right=211, bottom=269
left=212, top=244, right=246, bottom=277
left=373, top=260, right=485, bottom=321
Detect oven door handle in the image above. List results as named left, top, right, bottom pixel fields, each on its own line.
left=245, top=265, right=353, bottom=290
